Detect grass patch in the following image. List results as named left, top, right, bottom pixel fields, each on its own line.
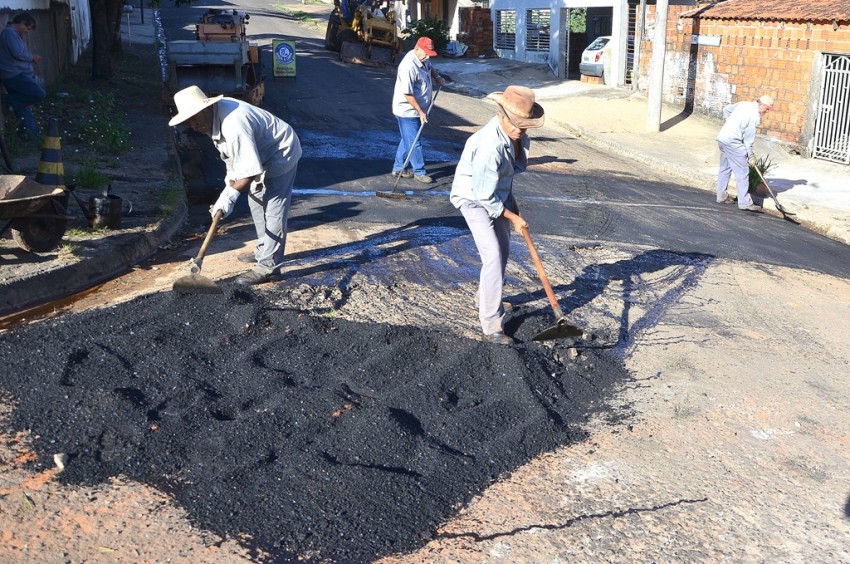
left=71, top=160, right=111, bottom=190
left=160, top=182, right=185, bottom=216
left=271, top=4, right=326, bottom=29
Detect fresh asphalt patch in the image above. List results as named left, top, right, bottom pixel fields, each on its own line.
left=0, top=287, right=631, bottom=561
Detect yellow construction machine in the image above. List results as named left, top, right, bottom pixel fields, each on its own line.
left=165, top=9, right=265, bottom=107
left=325, top=0, right=402, bottom=66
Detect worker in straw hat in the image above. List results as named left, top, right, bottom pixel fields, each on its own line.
left=716, top=94, right=776, bottom=212
left=449, top=85, right=545, bottom=345
left=168, top=85, right=301, bottom=285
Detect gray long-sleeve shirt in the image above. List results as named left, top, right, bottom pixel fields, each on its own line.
left=716, top=101, right=761, bottom=157
left=450, top=116, right=529, bottom=218
left=0, top=24, right=35, bottom=80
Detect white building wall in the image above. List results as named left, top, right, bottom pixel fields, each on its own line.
left=68, top=0, right=91, bottom=63
left=489, top=0, right=630, bottom=86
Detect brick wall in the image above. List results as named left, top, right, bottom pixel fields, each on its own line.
left=637, top=5, right=850, bottom=150
left=457, top=7, right=493, bottom=59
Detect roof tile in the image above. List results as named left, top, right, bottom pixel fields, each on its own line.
left=692, top=0, right=850, bottom=22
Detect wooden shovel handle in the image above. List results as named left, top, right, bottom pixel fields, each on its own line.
left=520, top=227, right=565, bottom=319
left=195, top=210, right=223, bottom=262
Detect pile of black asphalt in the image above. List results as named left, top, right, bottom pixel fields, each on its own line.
left=0, top=287, right=630, bottom=562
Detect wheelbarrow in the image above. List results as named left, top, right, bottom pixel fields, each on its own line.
left=0, top=175, right=74, bottom=253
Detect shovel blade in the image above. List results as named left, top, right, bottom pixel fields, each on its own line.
left=172, top=274, right=222, bottom=294
left=532, top=318, right=583, bottom=342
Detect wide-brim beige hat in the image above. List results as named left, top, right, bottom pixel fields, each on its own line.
left=168, top=85, right=223, bottom=126
left=487, top=85, right=545, bottom=129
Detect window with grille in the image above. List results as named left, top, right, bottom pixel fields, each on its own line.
left=495, top=10, right=516, bottom=50
left=526, top=9, right=550, bottom=52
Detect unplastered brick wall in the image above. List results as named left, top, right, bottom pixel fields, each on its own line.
left=458, top=7, right=494, bottom=58
left=638, top=5, right=850, bottom=149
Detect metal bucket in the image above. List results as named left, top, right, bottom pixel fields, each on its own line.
left=89, top=194, right=123, bottom=229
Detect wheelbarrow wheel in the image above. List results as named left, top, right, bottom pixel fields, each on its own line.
left=12, top=215, right=68, bottom=253
left=11, top=197, right=69, bottom=253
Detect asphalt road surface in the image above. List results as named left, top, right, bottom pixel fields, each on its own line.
left=0, top=3, right=847, bottom=562
left=163, top=1, right=850, bottom=279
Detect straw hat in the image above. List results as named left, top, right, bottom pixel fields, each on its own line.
left=487, top=85, right=545, bottom=129
left=168, top=86, right=223, bottom=126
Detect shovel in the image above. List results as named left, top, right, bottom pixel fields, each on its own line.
left=520, top=227, right=583, bottom=342
left=752, top=164, right=799, bottom=223
left=376, top=86, right=440, bottom=201
left=172, top=210, right=224, bottom=294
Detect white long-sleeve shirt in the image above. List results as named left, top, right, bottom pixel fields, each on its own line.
left=716, top=101, right=761, bottom=157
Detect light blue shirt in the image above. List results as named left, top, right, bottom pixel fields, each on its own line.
left=392, top=49, right=433, bottom=118
left=450, top=116, right=529, bottom=218
left=211, top=98, right=301, bottom=181
left=0, top=24, right=35, bottom=80
left=717, top=101, right=761, bottom=157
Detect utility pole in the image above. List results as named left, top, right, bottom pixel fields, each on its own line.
left=646, top=0, right=669, bottom=132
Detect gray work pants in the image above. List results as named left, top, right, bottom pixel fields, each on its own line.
left=717, top=141, right=754, bottom=207
left=247, top=166, right=297, bottom=275
left=459, top=201, right=510, bottom=335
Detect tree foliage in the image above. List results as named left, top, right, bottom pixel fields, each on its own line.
left=569, top=8, right=586, bottom=33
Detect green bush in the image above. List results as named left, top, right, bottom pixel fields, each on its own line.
left=403, top=17, right=450, bottom=54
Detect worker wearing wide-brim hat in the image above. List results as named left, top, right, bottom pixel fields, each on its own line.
left=449, top=85, right=545, bottom=345
left=168, top=85, right=301, bottom=286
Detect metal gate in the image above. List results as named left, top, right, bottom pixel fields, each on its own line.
left=813, top=53, right=850, bottom=164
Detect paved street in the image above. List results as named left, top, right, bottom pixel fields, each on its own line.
left=0, top=2, right=848, bottom=562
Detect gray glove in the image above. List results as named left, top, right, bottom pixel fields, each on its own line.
left=747, top=155, right=757, bottom=167
left=211, top=186, right=240, bottom=219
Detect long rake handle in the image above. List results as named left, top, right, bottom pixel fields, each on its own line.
left=521, top=227, right=565, bottom=320
left=391, top=86, right=441, bottom=193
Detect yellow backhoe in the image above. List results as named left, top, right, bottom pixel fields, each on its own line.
left=325, top=0, right=402, bottom=66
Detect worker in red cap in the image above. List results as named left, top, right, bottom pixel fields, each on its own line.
left=391, top=36, right=446, bottom=183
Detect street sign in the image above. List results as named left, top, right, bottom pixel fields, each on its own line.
left=273, top=39, right=296, bottom=78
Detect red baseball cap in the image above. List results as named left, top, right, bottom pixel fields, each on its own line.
left=416, top=36, right=438, bottom=56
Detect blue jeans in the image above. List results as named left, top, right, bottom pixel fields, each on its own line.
left=393, top=116, right=426, bottom=176
left=1, top=73, right=46, bottom=137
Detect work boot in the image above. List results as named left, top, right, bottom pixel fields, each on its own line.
left=391, top=170, right=413, bottom=178
left=483, top=332, right=513, bottom=345
left=716, top=195, right=736, bottom=204
left=237, top=252, right=255, bottom=263
left=738, top=204, right=763, bottom=212
left=234, top=269, right=282, bottom=286
left=414, top=174, right=433, bottom=184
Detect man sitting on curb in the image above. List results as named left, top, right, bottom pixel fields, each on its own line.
left=715, top=94, right=775, bottom=212
left=0, top=12, right=46, bottom=138
left=391, top=36, right=446, bottom=184
left=168, top=85, right=301, bottom=286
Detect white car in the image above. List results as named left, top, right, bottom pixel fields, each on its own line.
left=580, top=36, right=610, bottom=77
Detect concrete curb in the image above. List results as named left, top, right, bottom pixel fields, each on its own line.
left=0, top=199, right=187, bottom=317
